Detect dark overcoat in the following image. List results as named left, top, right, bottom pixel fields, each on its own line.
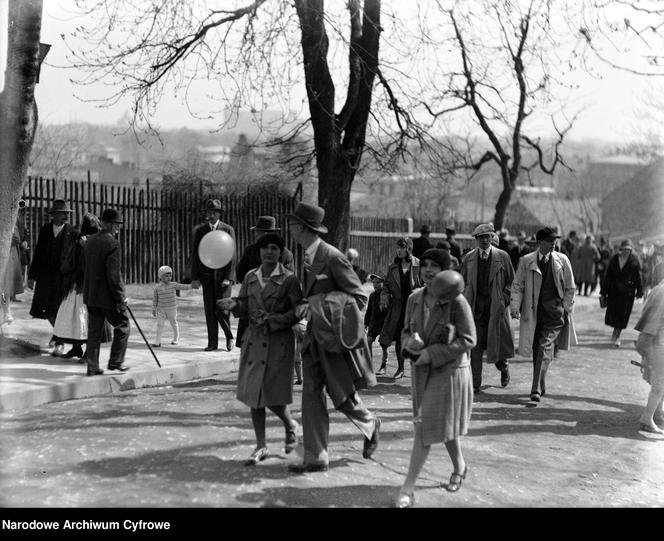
left=28, top=222, right=78, bottom=319
left=600, top=253, right=642, bottom=329
left=231, top=263, right=302, bottom=408
left=190, top=220, right=236, bottom=285
left=379, top=256, right=422, bottom=347
left=82, top=231, right=126, bottom=310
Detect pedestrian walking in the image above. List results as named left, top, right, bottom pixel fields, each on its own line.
left=596, top=237, right=612, bottom=291
left=82, top=209, right=131, bottom=376
left=510, top=227, right=577, bottom=402
left=364, top=273, right=389, bottom=375
left=3, top=215, right=26, bottom=303
left=599, top=239, right=643, bottom=348
left=152, top=265, right=197, bottom=347
left=445, top=226, right=462, bottom=261
left=509, top=230, right=532, bottom=272
left=395, top=251, right=476, bottom=508
left=27, top=199, right=79, bottom=356
left=576, top=235, right=600, bottom=296
left=345, top=248, right=369, bottom=283
left=286, top=202, right=380, bottom=473
left=634, top=280, right=664, bottom=434
left=235, top=216, right=294, bottom=346
left=379, top=237, right=422, bottom=379
left=459, top=223, right=515, bottom=393
left=412, top=225, right=433, bottom=259
left=218, top=233, right=303, bottom=465
left=190, top=199, right=237, bottom=352
left=434, top=240, right=460, bottom=270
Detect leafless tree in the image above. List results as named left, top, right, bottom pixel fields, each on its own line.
left=30, top=123, right=88, bottom=179
left=0, top=0, right=43, bottom=293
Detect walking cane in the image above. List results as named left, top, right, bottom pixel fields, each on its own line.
left=126, top=304, right=161, bottom=368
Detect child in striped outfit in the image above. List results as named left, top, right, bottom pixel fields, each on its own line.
left=152, top=265, right=196, bottom=346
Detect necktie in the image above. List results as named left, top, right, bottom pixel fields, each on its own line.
left=481, top=251, right=488, bottom=260
left=304, top=252, right=313, bottom=270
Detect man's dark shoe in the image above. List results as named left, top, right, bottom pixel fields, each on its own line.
left=107, top=364, right=130, bottom=372
left=287, top=462, right=329, bottom=474
left=226, top=338, right=235, bottom=352
left=500, top=366, right=510, bottom=387
left=63, top=346, right=84, bottom=359
left=87, top=369, right=104, bottom=376
left=204, top=346, right=218, bottom=351
left=363, top=416, right=381, bottom=459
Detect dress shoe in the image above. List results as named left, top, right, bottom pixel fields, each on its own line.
left=376, top=365, right=386, bottom=376
left=392, top=369, right=404, bottom=379
left=394, top=491, right=415, bottom=508
left=530, top=391, right=541, bottom=402
left=473, top=387, right=481, bottom=394
left=226, top=338, right=235, bottom=352
left=51, top=344, right=65, bottom=357
left=639, top=423, right=664, bottom=434
left=62, top=346, right=84, bottom=359
left=363, top=416, right=381, bottom=459
left=152, top=343, right=161, bottom=348
left=284, top=421, right=299, bottom=454
left=107, top=364, right=130, bottom=372
left=204, top=346, right=217, bottom=351
left=244, top=446, right=269, bottom=466
left=86, top=369, right=104, bottom=376
left=171, top=340, right=179, bottom=345
left=500, top=366, right=510, bottom=387
left=445, top=465, right=468, bottom=493
left=288, top=462, right=329, bottom=473
left=294, top=379, right=302, bottom=385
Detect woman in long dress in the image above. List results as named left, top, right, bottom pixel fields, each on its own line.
left=394, top=249, right=477, bottom=508
left=217, top=233, right=303, bottom=465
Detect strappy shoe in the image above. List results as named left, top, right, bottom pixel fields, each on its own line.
left=244, top=447, right=269, bottom=466
left=445, top=466, right=468, bottom=493
left=394, top=491, right=415, bottom=508
left=284, top=421, right=299, bottom=454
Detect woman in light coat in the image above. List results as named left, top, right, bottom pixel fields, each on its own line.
left=218, top=233, right=303, bottom=466
left=395, top=249, right=476, bottom=508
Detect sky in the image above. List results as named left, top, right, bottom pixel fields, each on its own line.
left=30, top=0, right=664, bottom=144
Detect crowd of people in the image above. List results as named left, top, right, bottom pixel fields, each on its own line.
left=1, top=198, right=663, bottom=506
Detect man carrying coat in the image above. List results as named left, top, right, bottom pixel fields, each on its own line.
left=190, top=199, right=236, bottom=352
left=82, top=209, right=130, bottom=376
left=460, top=223, right=515, bottom=393
left=510, top=227, right=577, bottom=402
left=286, top=202, right=380, bottom=473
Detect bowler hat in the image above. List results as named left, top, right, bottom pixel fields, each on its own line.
left=471, top=223, right=495, bottom=237
left=101, top=208, right=123, bottom=224
left=420, top=248, right=451, bottom=270
left=619, top=239, right=634, bottom=250
left=536, top=227, right=561, bottom=242
left=420, top=225, right=431, bottom=233
left=49, top=199, right=73, bottom=213
left=286, top=202, right=328, bottom=234
left=251, top=216, right=280, bottom=232
left=203, top=199, right=223, bottom=212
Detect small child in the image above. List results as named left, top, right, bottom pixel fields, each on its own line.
left=152, top=265, right=196, bottom=346
left=364, top=273, right=389, bottom=375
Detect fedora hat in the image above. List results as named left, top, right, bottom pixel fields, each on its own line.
left=251, top=216, right=280, bottom=232
left=101, top=208, right=123, bottom=224
left=203, top=199, right=223, bottom=212
left=287, top=202, right=328, bottom=234
left=49, top=199, right=73, bottom=213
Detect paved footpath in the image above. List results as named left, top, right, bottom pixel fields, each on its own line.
left=0, top=288, right=662, bottom=508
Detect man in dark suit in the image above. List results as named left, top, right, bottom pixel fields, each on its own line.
left=235, top=215, right=294, bottom=345
left=82, top=209, right=130, bottom=376
left=190, top=199, right=236, bottom=352
left=412, top=225, right=432, bottom=259
left=286, top=202, right=380, bottom=473
left=446, top=226, right=462, bottom=261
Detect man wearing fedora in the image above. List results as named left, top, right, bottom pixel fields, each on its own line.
left=82, top=209, right=130, bottom=376
left=27, top=199, right=79, bottom=356
left=235, top=215, right=294, bottom=345
left=459, top=223, right=515, bottom=394
left=412, top=224, right=433, bottom=259
left=510, top=227, right=577, bottom=402
left=190, top=199, right=237, bottom=352
left=286, top=202, right=380, bottom=473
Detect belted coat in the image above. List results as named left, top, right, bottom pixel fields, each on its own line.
left=379, top=256, right=422, bottom=347
left=510, top=250, right=577, bottom=357
left=231, top=263, right=303, bottom=408
left=459, top=247, right=515, bottom=363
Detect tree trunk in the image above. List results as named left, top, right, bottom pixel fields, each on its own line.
left=493, top=183, right=513, bottom=231
left=0, top=0, right=43, bottom=294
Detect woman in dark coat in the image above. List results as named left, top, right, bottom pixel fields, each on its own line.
left=600, top=239, right=643, bottom=347
left=218, top=233, right=303, bottom=466
left=379, top=237, right=422, bottom=379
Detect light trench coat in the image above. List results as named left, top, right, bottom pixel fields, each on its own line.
left=510, top=250, right=577, bottom=357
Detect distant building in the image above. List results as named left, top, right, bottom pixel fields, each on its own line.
left=583, top=154, right=650, bottom=198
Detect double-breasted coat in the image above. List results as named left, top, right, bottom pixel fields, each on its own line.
left=459, top=246, right=515, bottom=363
left=379, top=256, right=422, bottom=347
left=401, top=289, right=476, bottom=445
left=231, top=263, right=303, bottom=408
left=510, top=250, right=577, bottom=357
left=600, top=253, right=643, bottom=329
left=28, top=222, right=79, bottom=319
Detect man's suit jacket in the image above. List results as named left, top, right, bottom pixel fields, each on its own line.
left=82, top=231, right=126, bottom=310
left=190, top=221, right=236, bottom=284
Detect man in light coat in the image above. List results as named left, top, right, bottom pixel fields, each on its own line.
left=460, top=223, right=515, bottom=393
left=510, top=227, right=577, bottom=402
left=286, top=202, right=380, bottom=473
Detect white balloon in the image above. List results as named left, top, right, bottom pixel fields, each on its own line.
left=198, top=230, right=235, bottom=269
